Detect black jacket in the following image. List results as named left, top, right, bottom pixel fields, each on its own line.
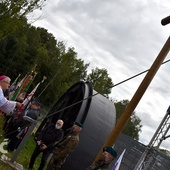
left=37, top=124, right=64, bottom=150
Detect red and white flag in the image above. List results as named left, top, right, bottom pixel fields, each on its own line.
left=20, top=82, right=41, bottom=111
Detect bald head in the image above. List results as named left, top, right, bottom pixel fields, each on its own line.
left=55, top=119, right=64, bottom=129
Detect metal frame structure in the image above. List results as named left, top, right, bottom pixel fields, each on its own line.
left=134, top=106, right=170, bottom=170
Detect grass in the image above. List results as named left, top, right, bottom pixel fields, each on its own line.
left=0, top=115, right=41, bottom=169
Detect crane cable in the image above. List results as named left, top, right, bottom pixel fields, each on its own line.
left=43, top=58, right=170, bottom=119
left=1, top=59, right=170, bottom=138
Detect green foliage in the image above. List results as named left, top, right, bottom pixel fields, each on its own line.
left=0, top=19, right=89, bottom=107
left=114, top=99, right=142, bottom=140
left=0, top=0, right=145, bottom=168
left=0, top=0, right=45, bottom=39
left=1, top=0, right=45, bottom=17
left=17, top=135, right=41, bottom=169
left=0, top=0, right=113, bottom=108
left=86, top=67, right=113, bottom=98
left=0, top=25, right=36, bottom=75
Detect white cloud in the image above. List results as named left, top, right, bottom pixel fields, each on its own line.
left=29, top=0, right=170, bottom=150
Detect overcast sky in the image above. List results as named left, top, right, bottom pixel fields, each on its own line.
left=29, top=0, right=170, bottom=150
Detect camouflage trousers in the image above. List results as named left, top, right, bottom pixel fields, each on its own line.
left=46, top=153, right=67, bottom=170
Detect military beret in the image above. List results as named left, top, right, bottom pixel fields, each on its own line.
left=74, top=121, right=83, bottom=128
left=103, top=146, right=117, bottom=158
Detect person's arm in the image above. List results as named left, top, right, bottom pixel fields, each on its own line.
left=0, top=100, right=21, bottom=114
left=0, top=88, right=21, bottom=114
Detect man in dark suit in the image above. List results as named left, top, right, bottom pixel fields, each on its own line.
left=28, top=119, right=64, bottom=170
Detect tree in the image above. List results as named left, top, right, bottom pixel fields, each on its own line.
left=0, top=24, right=40, bottom=76
left=0, top=16, right=91, bottom=106
left=0, top=0, right=45, bottom=39
left=114, top=100, right=142, bottom=140
left=36, top=45, right=89, bottom=106
left=86, top=67, right=113, bottom=98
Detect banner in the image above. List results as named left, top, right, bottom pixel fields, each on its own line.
left=9, top=74, right=25, bottom=100
left=19, top=76, right=46, bottom=111
left=10, top=65, right=37, bottom=101
left=112, top=149, right=126, bottom=170
left=10, top=74, right=27, bottom=101
left=20, top=82, right=41, bottom=111
left=9, top=74, right=21, bottom=93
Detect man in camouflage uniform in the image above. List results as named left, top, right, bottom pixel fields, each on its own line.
left=86, top=146, right=117, bottom=170
left=47, top=121, right=83, bottom=170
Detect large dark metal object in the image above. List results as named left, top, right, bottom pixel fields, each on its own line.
left=36, top=81, right=116, bottom=169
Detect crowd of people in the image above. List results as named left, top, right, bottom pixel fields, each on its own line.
left=0, top=74, right=117, bottom=170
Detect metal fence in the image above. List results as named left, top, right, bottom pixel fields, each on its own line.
left=112, top=134, right=170, bottom=170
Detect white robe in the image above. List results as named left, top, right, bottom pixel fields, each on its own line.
left=0, top=87, right=16, bottom=114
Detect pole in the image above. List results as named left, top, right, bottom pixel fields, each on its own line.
left=9, top=117, right=37, bottom=164
left=94, top=36, right=170, bottom=162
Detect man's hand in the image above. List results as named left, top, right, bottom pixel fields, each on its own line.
left=40, top=144, right=47, bottom=150
left=16, top=102, right=22, bottom=108
left=37, top=141, right=41, bottom=145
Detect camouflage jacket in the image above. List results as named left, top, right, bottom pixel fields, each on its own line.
left=53, top=130, right=79, bottom=157
left=47, top=130, right=80, bottom=170
left=86, top=159, right=111, bottom=170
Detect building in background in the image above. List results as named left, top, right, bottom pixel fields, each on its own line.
left=112, top=133, right=170, bottom=170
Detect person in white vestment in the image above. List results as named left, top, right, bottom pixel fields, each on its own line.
left=0, top=75, right=21, bottom=114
